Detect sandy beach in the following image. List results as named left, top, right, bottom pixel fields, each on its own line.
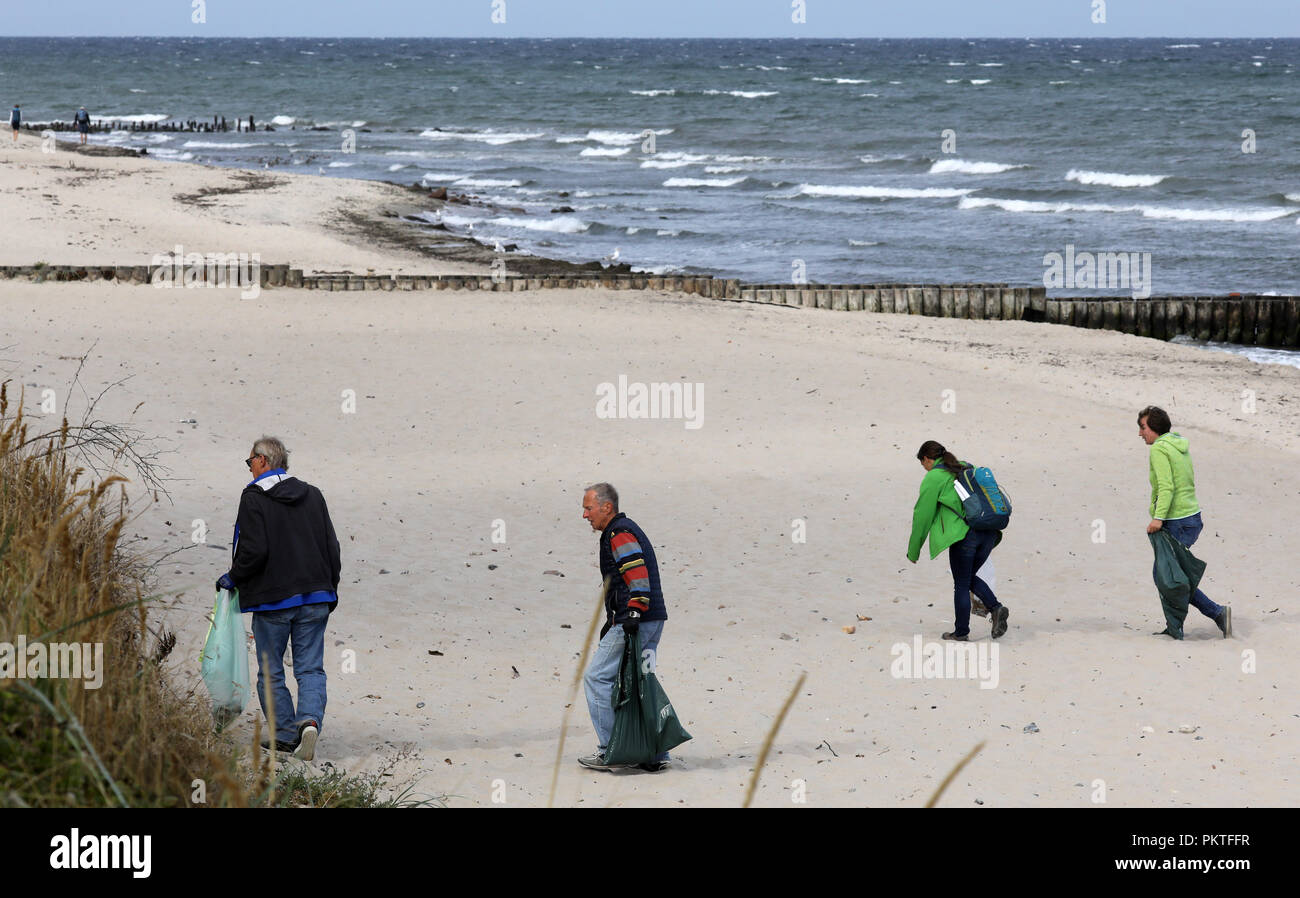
left=4, top=132, right=1298, bottom=808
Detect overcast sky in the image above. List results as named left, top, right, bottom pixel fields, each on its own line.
left=6, top=0, right=1299, bottom=38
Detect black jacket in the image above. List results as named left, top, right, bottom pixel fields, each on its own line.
left=229, top=473, right=341, bottom=610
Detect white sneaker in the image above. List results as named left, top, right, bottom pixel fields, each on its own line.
left=294, top=722, right=319, bottom=761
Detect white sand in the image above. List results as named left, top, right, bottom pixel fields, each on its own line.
left=4, top=135, right=1298, bottom=807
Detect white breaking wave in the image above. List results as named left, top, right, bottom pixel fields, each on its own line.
left=629, top=89, right=676, bottom=96
left=1285, top=193, right=1300, bottom=203
left=1066, top=168, right=1166, bottom=188
left=420, top=172, right=465, bottom=181
left=928, top=159, right=1026, bottom=175
left=580, top=146, right=631, bottom=156
left=978, top=62, right=1004, bottom=67
left=1049, top=80, right=1073, bottom=85
left=270, top=115, right=295, bottom=126
left=970, top=79, right=992, bottom=85
left=626, top=227, right=640, bottom=234
left=705, top=165, right=744, bottom=174
left=848, top=239, right=882, bottom=246
left=640, top=159, right=696, bottom=169
left=96, top=113, right=170, bottom=124
left=488, top=216, right=589, bottom=234
left=327, top=161, right=354, bottom=167
left=663, top=177, right=748, bottom=187
left=960, top=196, right=1295, bottom=222
left=585, top=128, right=673, bottom=146
left=1167, top=44, right=1201, bottom=49
left=182, top=140, right=257, bottom=148
left=419, top=129, right=544, bottom=145
left=453, top=178, right=525, bottom=188
left=387, top=164, right=407, bottom=172
left=812, top=77, right=871, bottom=83
left=656, top=229, right=681, bottom=236
left=798, top=184, right=975, bottom=199
left=701, top=89, right=778, bottom=98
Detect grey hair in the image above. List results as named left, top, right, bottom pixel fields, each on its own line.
left=252, top=435, right=289, bottom=471
left=583, top=482, right=618, bottom=512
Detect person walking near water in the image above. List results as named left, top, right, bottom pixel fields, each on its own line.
left=216, top=436, right=342, bottom=761
left=1138, top=406, right=1231, bottom=638
left=74, top=106, right=90, bottom=145
left=579, top=483, right=671, bottom=772
left=10, top=105, right=19, bottom=143
left=907, top=440, right=1009, bottom=641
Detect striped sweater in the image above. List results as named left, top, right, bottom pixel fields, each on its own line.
left=598, top=512, right=667, bottom=625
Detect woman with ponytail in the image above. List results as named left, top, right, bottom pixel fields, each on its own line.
left=907, top=440, right=1009, bottom=641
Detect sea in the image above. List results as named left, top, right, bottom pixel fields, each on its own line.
left=4, top=36, right=1299, bottom=365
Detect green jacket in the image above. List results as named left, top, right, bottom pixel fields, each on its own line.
left=908, top=465, right=970, bottom=562
left=1148, top=433, right=1200, bottom=520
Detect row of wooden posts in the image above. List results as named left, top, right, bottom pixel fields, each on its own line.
left=30, top=117, right=259, bottom=133
left=3, top=264, right=1297, bottom=349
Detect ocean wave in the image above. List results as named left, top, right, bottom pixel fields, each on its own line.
left=663, top=177, right=748, bottom=187
left=489, top=216, right=589, bottom=234
left=629, top=89, right=676, bottom=96
left=181, top=140, right=257, bottom=148
left=641, top=159, right=696, bottom=169
left=327, top=161, right=354, bottom=167
left=420, top=171, right=465, bottom=181
left=701, top=89, right=779, bottom=98
left=859, top=154, right=906, bottom=165
left=96, top=113, right=170, bottom=124
left=812, top=77, right=871, bottom=83
left=418, top=128, right=544, bottom=145
left=580, top=146, right=631, bottom=156
left=585, top=128, right=673, bottom=146
left=928, top=159, right=1026, bottom=174
left=656, top=229, right=681, bottom=236
left=453, top=177, right=525, bottom=188
left=705, top=166, right=744, bottom=174
left=798, top=184, right=975, bottom=199
left=848, top=239, right=882, bottom=246
left=151, top=149, right=195, bottom=161
left=960, top=196, right=1294, bottom=222
left=1066, top=168, right=1166, bottom=188
left=1049, top=80, right=1073, bottom=85
left=270, top=115, right=295, bottom=126
left=387, top=163, right=407, bottom=172
left=1285, top=193, right=1300, bottom=203
left=970, top=79, right=992, bottom=85
left=978, top=63, right=1004, bottom=67
left=1167, top=43, right=1201, bottom=49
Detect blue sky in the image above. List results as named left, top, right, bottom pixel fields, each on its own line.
left=6, top=0, right=1299, bottom=37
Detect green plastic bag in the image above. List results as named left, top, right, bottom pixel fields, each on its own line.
left=200, top=588, right=250, bottom=727
left=1149, top=531, right=1206, bottom=640
left=604, top=630, right=692, bottom=766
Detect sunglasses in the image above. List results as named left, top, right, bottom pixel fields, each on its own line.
left=245, top=454, right=264, bottom=470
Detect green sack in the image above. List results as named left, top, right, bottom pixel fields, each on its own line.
left=200, top=588, right=250, bottom=727
left=1149, top=531, right=1207, bottom=640
left=604, top=631, right=692, bottom=766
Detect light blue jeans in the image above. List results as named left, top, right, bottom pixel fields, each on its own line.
left=583, top=620, right=667, bottom=761
left=251, top=602, right=331, bottom=743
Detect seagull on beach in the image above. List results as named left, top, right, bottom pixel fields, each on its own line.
left=601, top=247, right=621, bottom=267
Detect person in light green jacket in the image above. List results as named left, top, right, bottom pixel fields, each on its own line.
left=907, top=440, right=1009, bottom=641
left=1138, top=406, right=1230, bottom=638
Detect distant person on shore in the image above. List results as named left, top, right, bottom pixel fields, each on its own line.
left=74, top=106, right=90, bottom=144
left=907, top=440, right=1009, bottom=641
left=1138, top=406, right=1230, bottom=638
left=216, top=436, right=341, bottom=761
left=579, top=483, right=670, bottom=772
left=9, top=105, right=19, bottom=143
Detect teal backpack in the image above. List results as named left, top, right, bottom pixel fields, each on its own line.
left=953, top=464, right=1011, bottom=531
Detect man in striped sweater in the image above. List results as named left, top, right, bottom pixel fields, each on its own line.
left=579, top=483, right=671, bottom=772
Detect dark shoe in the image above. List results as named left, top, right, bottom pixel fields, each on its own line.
left=260, top=738, right=297, bottom=753
left=970, top=593, right=989, bottom=618
left=638, top=760, right=671, bottom=772
left=1152, top=628, right=1181, bottom=639
left=1216, top=606, right=1232, bottom=638
left=991, top=605, right=1010, bottom=639
left=941, top=631, right=969, bottom=641
left=294, top=721, right=319, bottom=761
left=577, top=751, right=624, bottom=771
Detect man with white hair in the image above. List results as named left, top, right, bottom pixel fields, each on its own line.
left=217, top=436, right=341, bottom=760
left=579, top=483, right=671, bottom=772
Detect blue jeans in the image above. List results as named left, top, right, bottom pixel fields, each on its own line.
left=583, top=619, right=667, bottom=761
left=251, top=602, right=331, bottom=743
left=1154, top=512, right=1222, bottom=620
left=948, top=529, right=1002, bottom=637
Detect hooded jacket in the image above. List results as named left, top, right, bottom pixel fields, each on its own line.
left=1148, top=432, right=1200, bottom=520
left=229, top=471, right=341, bottom=611
left=908, top=464, right=970, bottom=562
